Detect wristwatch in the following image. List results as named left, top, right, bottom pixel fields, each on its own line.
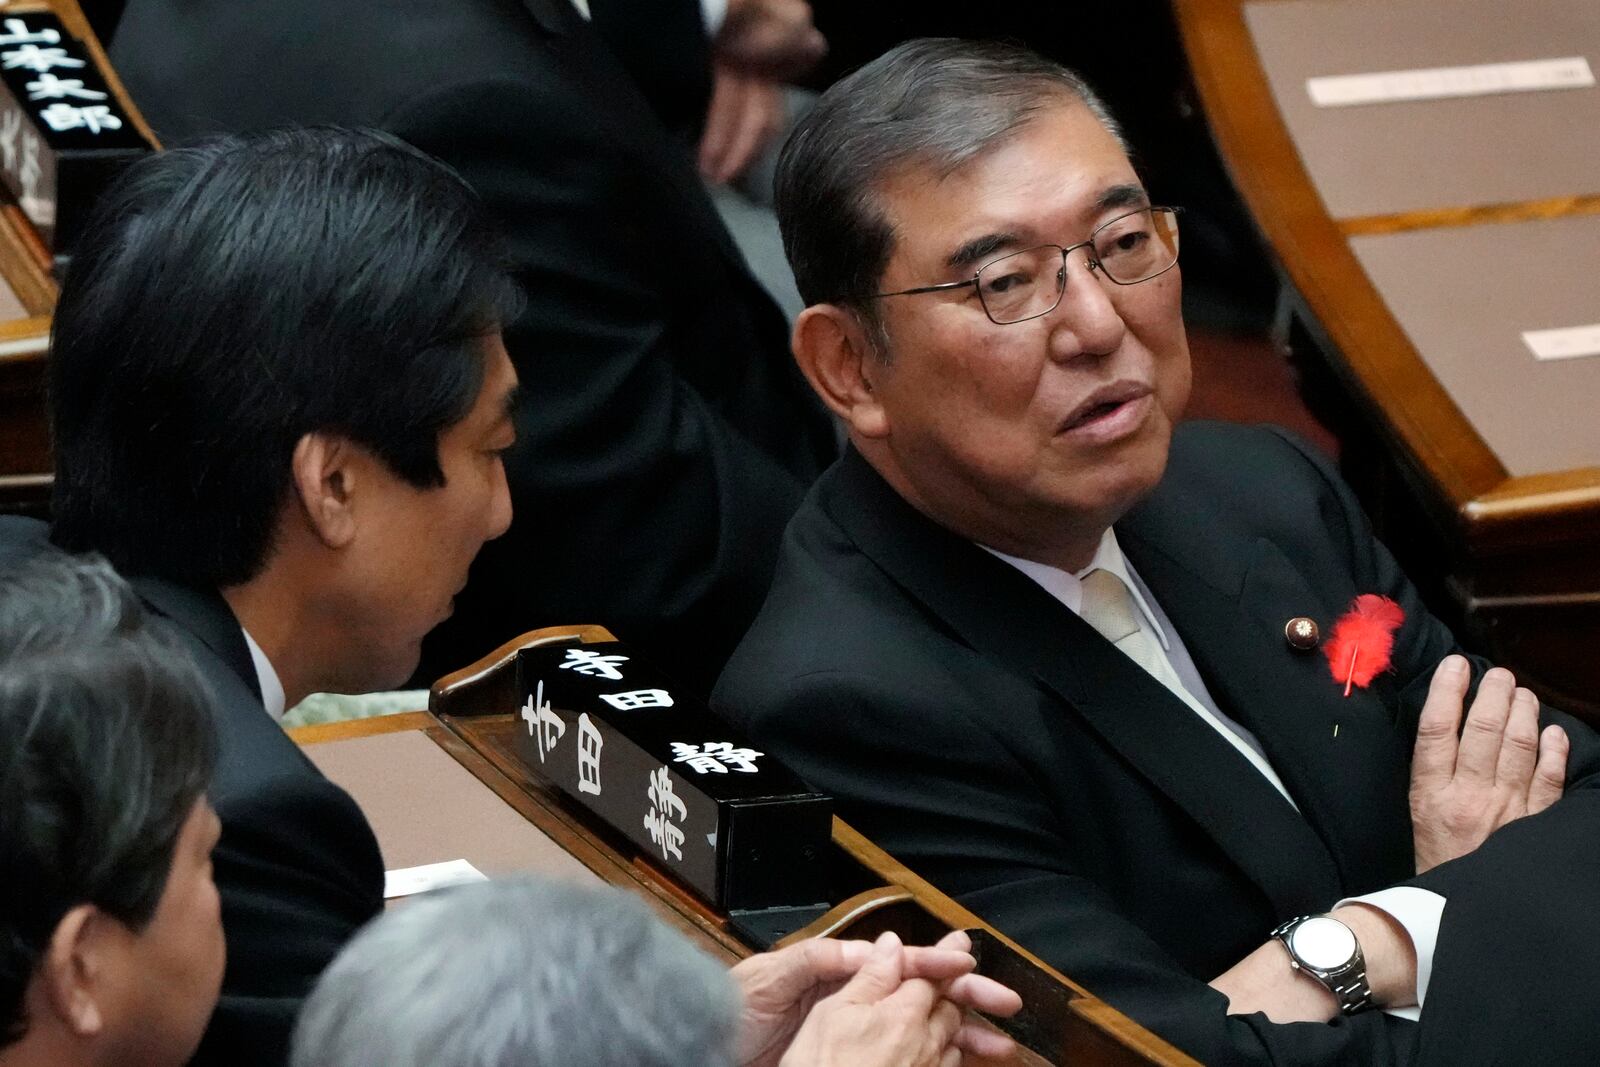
left=1270, top=914, right=1374, bottom=1016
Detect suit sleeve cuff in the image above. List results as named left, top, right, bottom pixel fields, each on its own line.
left=1338, top=886, right=1447, bottom=1020
left=700, top=0, right=729, bottom=32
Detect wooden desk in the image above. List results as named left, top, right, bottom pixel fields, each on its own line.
left=0, top=192, right=57, bottom=517
left=292, top=627, right=1197, bottom=1066
left=1175, top=0, right=1600, bottom=718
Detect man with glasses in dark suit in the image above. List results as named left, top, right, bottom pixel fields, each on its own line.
left=716, top=38, right=1600, bottom=1066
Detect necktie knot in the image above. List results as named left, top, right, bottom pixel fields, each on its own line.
left=1079, top=568, right=1142, bottom=645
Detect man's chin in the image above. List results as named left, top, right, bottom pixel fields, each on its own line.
left=354, top=646, right=426, bottom=698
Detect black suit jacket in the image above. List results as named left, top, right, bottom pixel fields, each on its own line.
left=130, top=577, right=384, bottom=1067
left=713, top=425, right=1600, bottom=1066
left=110, top=0, right=836, bottom=696
left=0, top=517, right=383, bottom=1066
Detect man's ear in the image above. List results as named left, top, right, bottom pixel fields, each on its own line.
left=291, top=432, right=359, bottom=549
left=40, top=905, right=108, bottom=1038
left=791, top=304, right=890, bottom=439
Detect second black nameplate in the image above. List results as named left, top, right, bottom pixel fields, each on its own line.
left=513, top=641, right=832, bottom=913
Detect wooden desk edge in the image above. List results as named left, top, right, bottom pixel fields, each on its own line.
left=1173, top=0, right=1514, bottom=527
left=288, top=710, right=433, bottom=745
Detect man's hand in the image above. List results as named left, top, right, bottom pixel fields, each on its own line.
left=731, top=929, right=1021, bottom=1067
left=1410, top=655, right=1568, bottom=873
left=715, top=0, right=826, bottom=82
left=698, top=65, right=786, bottom=185
left=773, top=931, right=971, bottom=1067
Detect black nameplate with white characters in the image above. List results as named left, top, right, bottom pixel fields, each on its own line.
left=0, top=11, right=150, bottom=253
left=513, top=641, right=832, bottom=913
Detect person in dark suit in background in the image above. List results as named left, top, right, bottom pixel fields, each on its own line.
left=0, top=552, right=223, bottom=1067
left=110, top=0, right=840, bottom=697
left=715, top=40, right=1600, bottom=1065
left=40, top=127, right=525, bottom=1066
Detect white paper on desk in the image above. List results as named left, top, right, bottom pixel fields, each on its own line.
left=1308, top=56, right=1594, bottom=108
left=1523, top=323, right=1600, bottom=362
left=383, top=859, right=489, bottom=899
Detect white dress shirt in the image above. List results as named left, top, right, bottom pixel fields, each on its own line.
left=241, top=627, right=287, bottom=723
left=985, top=529, right=1440, bottom=1017
left=699, top=0, right=729, bottom=32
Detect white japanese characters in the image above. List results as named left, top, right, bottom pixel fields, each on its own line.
left=576, top=713, right=604, bottom=796
left=38, top=102, right=121, bottom=134
left=670, top=741, right=763, bottom=774
left=25, top=72, right=105, bottom=102
left=599, top=689, right=674, bottom=711
left=643, top=766, right=688, bottom=862
left=0, top=15, right=130, bottom=167
left=558, top=648, right=629, bottom=681
left=520, top=680, right=566, bottom=764
left=0, top=19, right=59, bottom=48
left=2, top=43, right=84, bottom=74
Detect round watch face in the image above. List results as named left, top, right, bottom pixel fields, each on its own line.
left=1290, top=916, right=1357, bottom=970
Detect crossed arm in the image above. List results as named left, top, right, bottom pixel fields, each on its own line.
left=1212, top=656, right=1570, bottom=1021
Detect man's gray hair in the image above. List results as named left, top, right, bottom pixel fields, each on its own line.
left=289, top=877, right=741, bottom=1067
left=776, top=37, right=1123, bottom=322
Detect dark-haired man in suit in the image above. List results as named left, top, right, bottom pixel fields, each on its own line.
left=110, top=0, right=839, bottom=697
left=37, top=127, right=523, bottom=1066
left=715, top=39, right=1600, bottom=1066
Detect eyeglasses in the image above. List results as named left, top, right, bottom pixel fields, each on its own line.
left=872, top=206, right=1183, bottom=325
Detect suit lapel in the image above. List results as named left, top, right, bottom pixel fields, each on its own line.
left=1121, top=484, right=1415, bottom=897
left=133, top=576, right=263, bottom=704
left=519, top=0, right=571, bottom=35
left=822, top=452, right=1347, bottom=914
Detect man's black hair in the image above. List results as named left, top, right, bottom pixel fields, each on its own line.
left=0, top=549, right=218, bottom=1046
left=49, top=126, right=523, bottom=586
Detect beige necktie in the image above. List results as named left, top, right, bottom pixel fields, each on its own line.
left=1078, top=567, right=1300, bottom=807
left=1079, top=568, right=1172, bottom=683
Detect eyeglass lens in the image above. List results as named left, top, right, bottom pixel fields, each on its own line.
left=975, top=208, right=1181, bottom=324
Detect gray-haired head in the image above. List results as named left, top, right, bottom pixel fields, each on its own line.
left=776, top=37, right=1124, bottom=340
left=0, top=547, right=218, bottom=1047
left=290, top=877, right=741, bottom=1067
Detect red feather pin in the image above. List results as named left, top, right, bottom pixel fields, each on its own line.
left=1323, top=595, right=1405, bottom=697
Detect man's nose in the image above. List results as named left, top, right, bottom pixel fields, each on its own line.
left=1046, top=256, right=1127, bottom=362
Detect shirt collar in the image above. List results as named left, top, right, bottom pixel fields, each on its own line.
left=981, top=528, right=1173, bottom=652
left=240, top=627, right=287, bottom=722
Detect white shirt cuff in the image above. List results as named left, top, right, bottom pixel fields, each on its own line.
left=1337, top=886, right=1447, bottom=1021
left=700, top=0, right=729, bottom=32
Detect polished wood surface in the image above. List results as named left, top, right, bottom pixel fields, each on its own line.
left=1339, top=193, right=1600, bottom=237
left=1175, top=0, right=1600, bottom=718
left=292, top=626, right=1199, bottom=1065
left=1176, top=0, right=1506, bottom=516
